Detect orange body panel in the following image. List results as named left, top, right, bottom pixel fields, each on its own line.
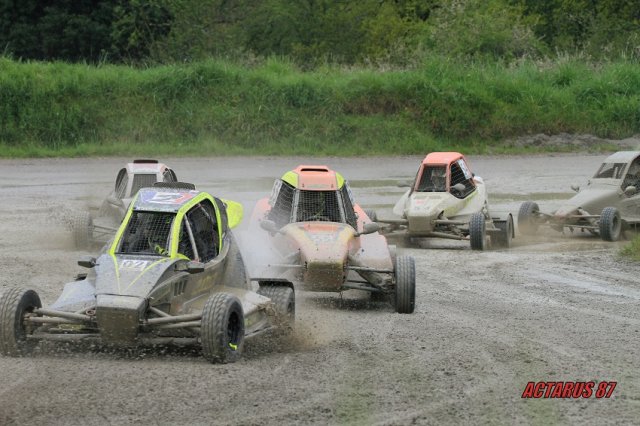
left=294, top=165, right=340, bottom=191
left=422, top=152, right=465, bottom=166
left=251, top=197, right=392, bottom=292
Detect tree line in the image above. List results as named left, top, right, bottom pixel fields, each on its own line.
left=1, top=0, right=639, bottom=66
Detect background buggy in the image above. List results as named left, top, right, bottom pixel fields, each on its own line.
left=376, top=152, right=514, bottom=250
left=71, top=159, right=178, bottom=248
left=518, top=151, right=640, bottom=241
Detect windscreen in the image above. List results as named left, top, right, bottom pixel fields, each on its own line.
left=296, top=190, right=342, bottom=223
left=118, top=211, right=174, bottom=256
left=594, top=163, right=626, bottom=179
left=131, top=174, right=158, bottom=197
left=417, top=166, right=447, bottom=192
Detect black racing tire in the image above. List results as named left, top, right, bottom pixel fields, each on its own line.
left=72, top=211, right=94, bottom=249
left=469, top=212, right=486, bottom=251
left=201, top=293, right=244, bottom=364
left=394, top=256, right=416, bottom=314
left=518, top=201, right=540, bottom=235
left=0, top=288, right=42, bottom=356
left=599, top=207, right=622, bottom=242
left=364, top=209, right=378, bottom=222
left=257, top=284, right=295, bottom=332
left=493, top=215, right=514, bottom=249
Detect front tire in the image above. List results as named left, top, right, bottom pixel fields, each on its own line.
left=469, top=212, right=487, bottom=251
left=599, top=207, right=622, bottom=242
left=257, top=284, right=295, bottom=332
left=201, top=293, right=244, bottom=364
left=518, top=201, right=540, bottom=235
left=0, top=288, right=42, bottom=356
left=394, top=256, right=416, bottom=314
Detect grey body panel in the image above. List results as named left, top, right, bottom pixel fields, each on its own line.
left=529, top=151, right=640, bottom=231
left=554, top=181, right=624, bottom=216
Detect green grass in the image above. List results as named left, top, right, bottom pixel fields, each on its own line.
left=1, top=56, right=639, bottom=157
left=620, top=236, right=640, bottom=261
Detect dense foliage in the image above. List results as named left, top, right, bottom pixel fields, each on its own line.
left=1, top=56, right=638, bottom=157
left=1, top=0, right=639, bottom=65
left=1, top=1, right=638, bottom=157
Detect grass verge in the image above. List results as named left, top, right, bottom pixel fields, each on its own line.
left=620, top=235, right=640, bottom=261
left=1, top=56, right=639, bottom=157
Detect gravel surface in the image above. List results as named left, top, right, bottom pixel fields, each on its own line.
left=0, top=154, right=639, bottom=425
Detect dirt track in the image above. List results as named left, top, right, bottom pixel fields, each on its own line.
left=0, top=154, right=639, bottom=425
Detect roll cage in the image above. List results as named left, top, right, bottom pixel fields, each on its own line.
left=110, top=189, right=229, bottom=263
left=267, top=179, right=358, bottom=229
left=593, top=152, right=640, bottom=190
left=114, top=160, right=178, bottom=199
left=414, top=157, right=476, bottom=199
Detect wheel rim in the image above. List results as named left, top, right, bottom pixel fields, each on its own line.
left=612, top=215, right=621, bottom=236
left=227, top=312, right=241, bottom=351
left=19, top=305, right=39, bottom=339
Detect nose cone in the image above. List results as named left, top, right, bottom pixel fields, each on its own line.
left=281, top=222, right=354, bottom=291
left=556, top=186, right=620, bottom=218
left=96, top=294, right=146, bottom=345
left=407, top=193, right=448, bottom=233
left=91, top=254, right=174, bottom=345
left=95, top=255, right=173, bottom=298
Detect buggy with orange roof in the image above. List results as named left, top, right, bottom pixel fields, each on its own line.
left=376, top=152, right=514, bottom=250
left=249, top=165, right=416, bottom=314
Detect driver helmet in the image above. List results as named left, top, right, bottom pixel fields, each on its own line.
left=431, top=168, right=447, bottom=189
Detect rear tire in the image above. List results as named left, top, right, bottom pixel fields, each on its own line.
left=599, top=207, right=622, bottom=242
left=493, top=215, right=513, bottom=248
left=518, top=201, right=540, bottom=235
left=394, top=256, right=416, bottom=314
left=257, top=284, right=295, bottom=332
left=201, top=293, right=244, bottom=364
left=72, top=211, right=94, bottom=249
left=469, top=212, right=486, bottom=251
left=0, top=288, right=42, bottom=356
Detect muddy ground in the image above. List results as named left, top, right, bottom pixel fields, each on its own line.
left=0, top=154, right=639, bottom=425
